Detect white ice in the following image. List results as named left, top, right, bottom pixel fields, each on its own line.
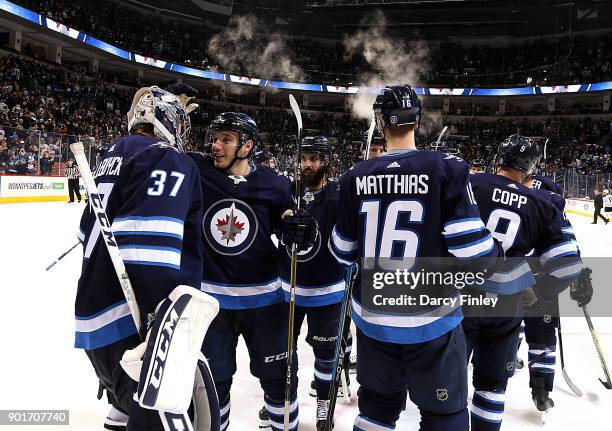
left=0, top=202, right=610, bottom=430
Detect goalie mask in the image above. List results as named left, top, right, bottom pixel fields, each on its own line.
left=127, top=86, right=194, bottom=151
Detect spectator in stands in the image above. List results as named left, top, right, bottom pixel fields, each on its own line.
left=15, top=147, right=28, bottom=174
left=64, top=159, right=82, bottom=203
left=592, top=188, right=609, bottom=225
left=39, top=150, right=54, bottom=175
left=7, top=148, right=19, bottom=174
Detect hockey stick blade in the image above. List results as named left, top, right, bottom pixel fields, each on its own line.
left=562, top=368, right=583, bottom=397
left=583, top=306, right=612, bottom=389
left=289, top=94, right=303, bottom=132
left=436, top=125, right=449, bottom=144
left=364, top=113, right=376, bottom=161
left=558, top=311, right=583, bottom=396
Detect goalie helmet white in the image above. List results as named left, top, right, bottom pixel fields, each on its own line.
left=127, top=86, right=193, bottom=150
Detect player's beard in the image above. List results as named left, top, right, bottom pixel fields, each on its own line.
left=302, top=166, right=325, bottom=188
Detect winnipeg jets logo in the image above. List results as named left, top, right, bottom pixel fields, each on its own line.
left=203, top=199, right=258, bottom=256
left=507, top=183, right=519, bottom=189
left=216, top=204, right=245, bottom=244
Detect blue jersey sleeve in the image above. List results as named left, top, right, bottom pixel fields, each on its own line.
left=112, top=146, right=203, bottom=316
left=329, top=170, right=359, bottom=265
left=441, top=162, right=499, bottom=261
left=534, top=199, right=582, bottom=296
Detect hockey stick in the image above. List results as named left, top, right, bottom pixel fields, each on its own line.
left=582, top=305, right=612, bottom=389
left=45, top=241, right=80, bottom=271
left=282, top=94, right=303, bottom=431
left=364, top=113, right=376, bottom=159
left=557, top=317, right=583, bottom=396
left=70, top=142, right=194, bottom=431
left=71, top=142, right=142, bottom=334
left=325, top=264, right=357, bottom=431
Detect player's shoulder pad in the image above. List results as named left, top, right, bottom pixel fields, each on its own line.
left=531, top=188, right=566, bottom=212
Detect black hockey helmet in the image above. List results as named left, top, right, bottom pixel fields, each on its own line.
left=302, top=136, right=331, bottom=159
left=362, top=129, right=385, bottom=147
left=253, top=147, right=274, bottom=164
left=373, top=85, right=421, bottom=132
left=496, top=134, right=541, bottom=175
left=206, top=112, right=260, bottom=157
left=471, top=158, right=487, bottom=168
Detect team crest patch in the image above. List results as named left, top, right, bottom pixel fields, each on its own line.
left=203, top=198, right=258, bottom=256
left=436, top=388, right=448, bottom=401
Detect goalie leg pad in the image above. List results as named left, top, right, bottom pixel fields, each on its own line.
left=137, top=286, right=220, bottom=413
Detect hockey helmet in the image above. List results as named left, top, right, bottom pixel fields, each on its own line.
left=206, top=112, right=260, bottom=159
left=301, top=136, right=331, bottom=159
left=496, top=134, right=541, bottom=175
left=127, top=86, right=192, bottom=150
left=373, top=85, right=421, bottom=132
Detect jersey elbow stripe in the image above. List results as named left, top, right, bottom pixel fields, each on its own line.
left=548, top=261, right=583, bottom=280
left=539, top=241, right=578, bottom=265
left=112, top=217, right=184, bottom=240
left=331, top=227, right=357, bottom=253
left=448, top=235, right=494, bottom=259
left=119, top=245, right=181, bottom=269
left=328, top=239, right=358, bottom=265
left=442, top=218, right=485, bottom=237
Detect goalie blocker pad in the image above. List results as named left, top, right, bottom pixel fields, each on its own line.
left=137, top=285, right=220, bottom=413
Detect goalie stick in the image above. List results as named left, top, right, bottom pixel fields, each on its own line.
left=582, top=305, right=612, bottom=389
left=70, top=142, right=196, bottom=431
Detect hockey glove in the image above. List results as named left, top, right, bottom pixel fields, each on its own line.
left=280, top=209, right=318, bottom=251
left=570, top=267, right=593, bottom=308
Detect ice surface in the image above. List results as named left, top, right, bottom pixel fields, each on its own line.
left=0, top=202, right=610, bottom=430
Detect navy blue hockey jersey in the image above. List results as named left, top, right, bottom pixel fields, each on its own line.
left=532, top=174, right=563, bottom=195
left=330, top=149, right=500, bottom=344
left=470, top=173, right=581, bottom=295
left=188, top=153, right=294, bottom=310
left=279, top=181, right=345, bottom=307
left=75, top=134, right=204, bottom=350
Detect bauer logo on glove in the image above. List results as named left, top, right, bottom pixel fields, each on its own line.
left=280, top=208, right=318, bottom=251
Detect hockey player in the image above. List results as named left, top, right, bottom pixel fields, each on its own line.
left=520, top=173, right=592, bottom=416
left=466, top=135, right=583, bottom=431
left=279, top=135, right=347, bottom=430
left=75, top=86, right=210, bottom=430
left=603, top=189, right=612, bottom=215
left=470, top=159, right=487, bottom=175
left=330, top=85, right=503, bottom=431
left=189, top=112, right=316, bottom=431
left=363, top=129, right=385, bottom=159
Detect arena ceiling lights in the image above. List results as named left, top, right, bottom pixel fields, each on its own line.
left=2, top=0, right=611, bottom=96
